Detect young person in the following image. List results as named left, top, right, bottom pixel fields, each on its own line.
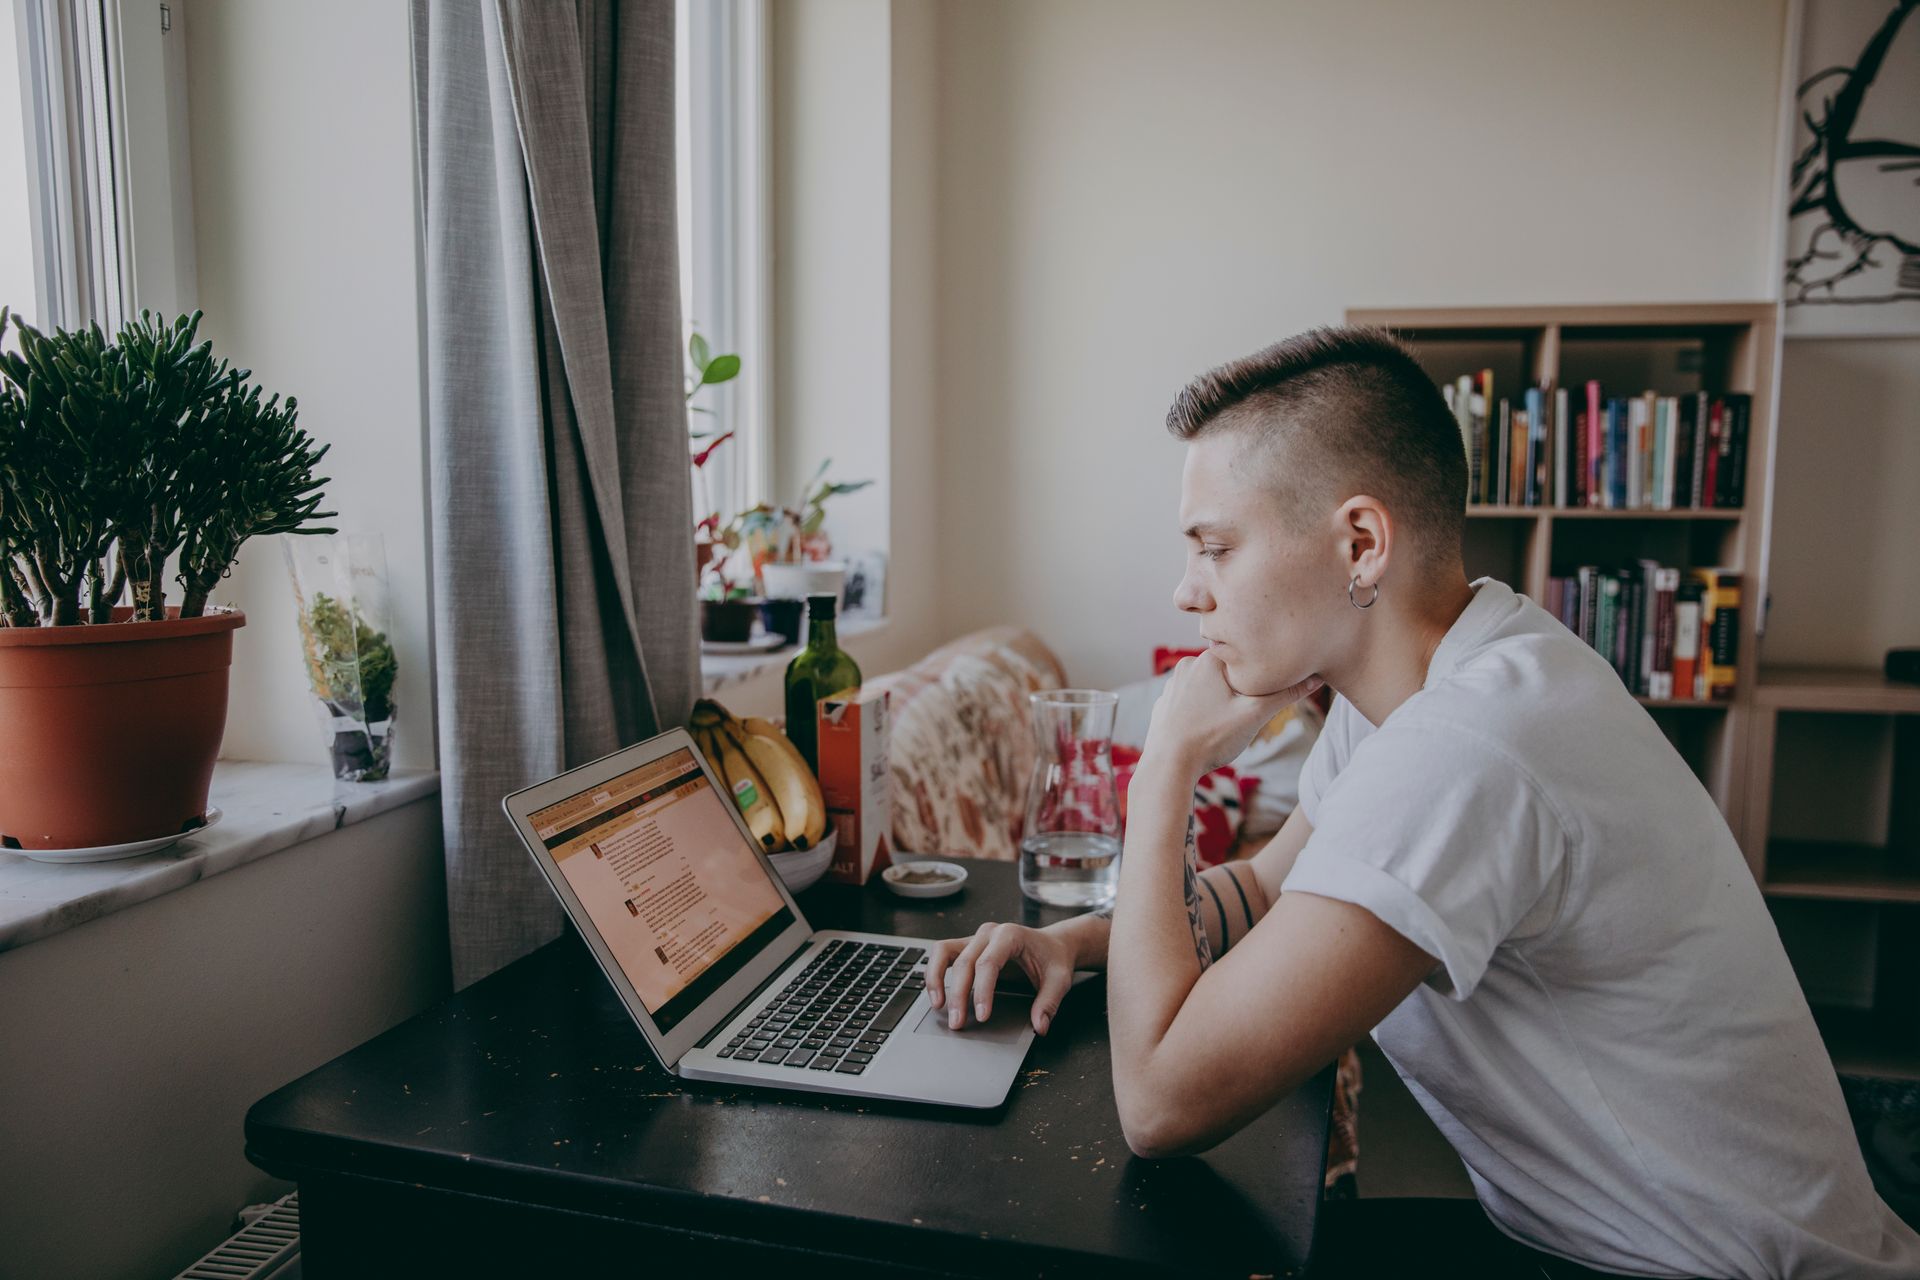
left=922, top=328, right=1919, bottom=1279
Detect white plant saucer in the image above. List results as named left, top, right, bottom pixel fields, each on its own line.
left=701, top=631, right=788, bottom=655
left=7, top=807, right=225, bottom=864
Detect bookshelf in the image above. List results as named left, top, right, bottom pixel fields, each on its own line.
left=1348, top=302, right=1777, bottom=853
left=1744, top=668, right=1919, bottom=1076
left=1351, top=302, right=1919, bottom=1080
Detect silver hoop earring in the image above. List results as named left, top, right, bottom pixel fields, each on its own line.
left=1349, top=575, right=1379, bottom=610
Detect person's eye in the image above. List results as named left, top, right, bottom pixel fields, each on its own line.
left=1200, top=546, right=1229, bottom=561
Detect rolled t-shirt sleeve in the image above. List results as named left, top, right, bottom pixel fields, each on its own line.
left=1281, top=723, right=1570, bottom=1000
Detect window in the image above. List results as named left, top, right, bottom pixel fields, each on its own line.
left=676, top=0, right=770, bottom=546
left=1, top=2, right=40, bottom=328
left=3, top=0, right=195, bottom=340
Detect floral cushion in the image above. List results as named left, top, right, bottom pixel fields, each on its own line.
left=868, top=627, right=1068, bottom=862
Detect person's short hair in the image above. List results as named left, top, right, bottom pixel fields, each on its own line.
left=1165, top=326, right=1466, bottom=571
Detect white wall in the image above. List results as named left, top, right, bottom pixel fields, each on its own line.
left=0, top=800, right=449, bottom=1280
left=1765, top=338, right=1920, bottom=668
left=929, top=0, right=1789, bottom=688
left=184, top=0, right=435, bottom=772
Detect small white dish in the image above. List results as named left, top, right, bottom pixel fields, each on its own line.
left=881, top=858, right=968, bottom=899
left=701, top=631, right=788, bottom=655
left=8, top=807, right=225, bottom=865
left=768, top=829, right=837, bottom=893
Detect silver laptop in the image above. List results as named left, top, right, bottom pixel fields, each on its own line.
left=502, top=727, right=1053, bottom=1108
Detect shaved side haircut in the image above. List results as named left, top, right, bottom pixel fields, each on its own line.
left=1167, top=326, right=1468, bottom=574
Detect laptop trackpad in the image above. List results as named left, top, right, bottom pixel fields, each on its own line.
left=910, top=996, right=1032, bottom=1045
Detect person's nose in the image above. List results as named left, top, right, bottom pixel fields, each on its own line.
left=1173, top=565, right=1211, bottom=615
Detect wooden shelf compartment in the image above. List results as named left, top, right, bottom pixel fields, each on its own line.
left=1547, top=518, right=1745, bottom=589
left=1763, top=841, right=1920, bottom=904
left=1465, top=506, right=1745, bottom=520
left=1757, top=667, right=1920, bottom=715
left=1348, top=302, right=1777, bottom=331
left=1354, top=301, right=1777, bottom=855
left=1812, top=1005, right=1920, bottom=1082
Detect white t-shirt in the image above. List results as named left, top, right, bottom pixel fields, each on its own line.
left=1283, top=577, right=1920, bottom=1279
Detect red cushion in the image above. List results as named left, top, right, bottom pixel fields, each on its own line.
left=1111, top=743, right=1258, bottom=868
left=1152, top=646, right=1205, bottom=676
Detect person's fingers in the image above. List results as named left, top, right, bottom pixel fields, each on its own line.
left=923, top=938, right=958, bottom=1009
left=1029, top=955, right=1073, bottom=1035
left=971, top=927, right=1022, bottom=1024
left=944, top=924, right=996, bottom=1028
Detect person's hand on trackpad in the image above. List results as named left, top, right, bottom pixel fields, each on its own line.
left=923, top=921, right=1078, bottom=1036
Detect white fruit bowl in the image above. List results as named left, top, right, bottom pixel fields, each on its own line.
left=768, top=829, right=836, bottom=893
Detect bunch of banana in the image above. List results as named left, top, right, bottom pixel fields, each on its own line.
left=688, top=698, right=827, bottom=853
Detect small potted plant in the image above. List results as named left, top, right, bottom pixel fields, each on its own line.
left=0, top=308, right=334, bottom=851
left=697, top=507, right=760, bottom=643
left=687, top=331, right=739, bottom=582
left=753, top=458, right=874, bottom=608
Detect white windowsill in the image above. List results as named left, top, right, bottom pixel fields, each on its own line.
left=702, top=615, right=889, bottom=694
left=0, top=761, right=441, bottom=954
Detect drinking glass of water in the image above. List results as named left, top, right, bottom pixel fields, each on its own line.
left=1019, top=689, right=1121, bottom=908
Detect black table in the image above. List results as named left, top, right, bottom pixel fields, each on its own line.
left=246, top=858, right=1333, bottom=1278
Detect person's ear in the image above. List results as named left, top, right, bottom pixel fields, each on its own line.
left=1339, top=496, right=1390, bottom=585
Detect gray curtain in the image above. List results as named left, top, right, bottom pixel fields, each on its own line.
left=412, top=0, right=699, bottom=988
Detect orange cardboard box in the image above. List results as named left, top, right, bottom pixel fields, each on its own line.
left=817, top=686, right=892, bottom=885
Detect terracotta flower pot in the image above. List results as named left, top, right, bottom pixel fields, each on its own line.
left=0, top=608, right=245, bottom=850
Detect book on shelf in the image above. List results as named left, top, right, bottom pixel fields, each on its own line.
left=1692, top=569, right=1741, bottom=700
left=1448, top=379, right=1749, bottom=513
left=1626, top=396, right=1647, bottom=510
left=1585, top=381, right=1603, bottom=508
left=1607, top=398, right=1628, bottom=510
left=1553, top=385, right=1571, bottom=510
left=1480, top=368, right=1496, bottom=505
left=1649, top=566, right=1679, bottom=699
left=1545, top=564, right=1739, bottom=700
left=1449, top=373, right=1476, bottom=506
left=1499, top=399, right=1514, bottom=505
left=1671, top=580, right=1703, bottom=699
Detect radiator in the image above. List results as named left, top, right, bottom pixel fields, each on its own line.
left=174, top=1191, right=300, bottom=1280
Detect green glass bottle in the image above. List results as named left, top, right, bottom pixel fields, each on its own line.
left=784, top=593, right=862, bottom=775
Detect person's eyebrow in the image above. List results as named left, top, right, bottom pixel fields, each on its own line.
left=1182, top=521, right=1234, bottom=541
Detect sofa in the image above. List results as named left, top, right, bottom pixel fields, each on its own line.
left=866, top=626, right=1362, bottom=1191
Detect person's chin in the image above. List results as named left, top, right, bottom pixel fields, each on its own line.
left=1230, top=665, right=1314, bottom=699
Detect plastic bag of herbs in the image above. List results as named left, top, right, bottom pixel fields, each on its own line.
left=286, top=534, right=397, bottom=781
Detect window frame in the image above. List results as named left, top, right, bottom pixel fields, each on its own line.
left=683, top=0, right=772, bottom=529
left=11, top=0, right=195, bottom=336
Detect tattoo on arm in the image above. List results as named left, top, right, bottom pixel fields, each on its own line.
left=1200, top=872, right=1232, bottom=951
left=1086, top=816, right=1214, bottom=970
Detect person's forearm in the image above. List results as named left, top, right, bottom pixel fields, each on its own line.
left=1106, top=756, right=1209, bottom=1115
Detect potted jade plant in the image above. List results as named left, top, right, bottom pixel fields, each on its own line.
left=0, top=308, right=334, bottom=852
left=751, top=458, right=873, bottom=609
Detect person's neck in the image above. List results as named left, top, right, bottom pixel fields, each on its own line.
left=1328, top=576, right=1477, bottom=728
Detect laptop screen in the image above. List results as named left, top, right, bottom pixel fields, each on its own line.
left=527, top=746, right=795, bottom=1034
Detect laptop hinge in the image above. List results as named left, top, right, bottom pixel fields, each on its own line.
left=690, top=935, right=816, bottom=1050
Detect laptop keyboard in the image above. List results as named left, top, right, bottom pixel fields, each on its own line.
left=716, top=940, right=927, bottom=1076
